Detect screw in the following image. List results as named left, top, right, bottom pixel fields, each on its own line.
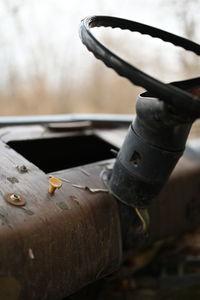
left=48, top=177, right=62, bottom=194
left=5, top=193, right=26, bottom=207
left=10, top=194, right=21, bottom=202
left=17, top=165, right=28, bottom=173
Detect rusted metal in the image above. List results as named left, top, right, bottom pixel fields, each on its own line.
left=1, top=154, right=200, bottom=298
left=148, top=155, right=200, bottom=243
left=108, top=154, right=200, bottom=253
left=0, top=138, right=122, bottom=299
left=0, top=121, right=200, bottom=299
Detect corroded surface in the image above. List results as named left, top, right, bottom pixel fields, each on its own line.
left=0, top=138, right=122, bottom=299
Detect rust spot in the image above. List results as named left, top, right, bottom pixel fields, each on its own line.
left=7, top=177, right=19, bottom=184
left=56, top=201, right=69, bottom=210
left=0, top=276, right=21, bottom=300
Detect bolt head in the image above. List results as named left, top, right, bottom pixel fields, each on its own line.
left=4, top=193, right=26, bottom=207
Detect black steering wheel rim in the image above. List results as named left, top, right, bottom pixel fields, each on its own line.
left=80, top=15, right=200, bottom=118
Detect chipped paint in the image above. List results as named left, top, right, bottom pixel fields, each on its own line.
left=7, top=177, right=19, bottom=184
left=72, top=184, right=108, bottom=193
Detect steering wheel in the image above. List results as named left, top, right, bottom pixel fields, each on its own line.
left=80, top=16, right=200, bottom=118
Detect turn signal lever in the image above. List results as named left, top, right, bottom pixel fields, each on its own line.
left=80, top=16, right=200, bottom=208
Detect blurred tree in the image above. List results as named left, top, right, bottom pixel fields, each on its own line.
left=169, top=0, right=200, bottom=77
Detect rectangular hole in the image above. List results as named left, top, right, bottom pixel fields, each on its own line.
left=8, top=135, right=117, bottom=173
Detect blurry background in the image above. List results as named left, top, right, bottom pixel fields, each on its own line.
left=0, top=0, right=199, bottom=116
